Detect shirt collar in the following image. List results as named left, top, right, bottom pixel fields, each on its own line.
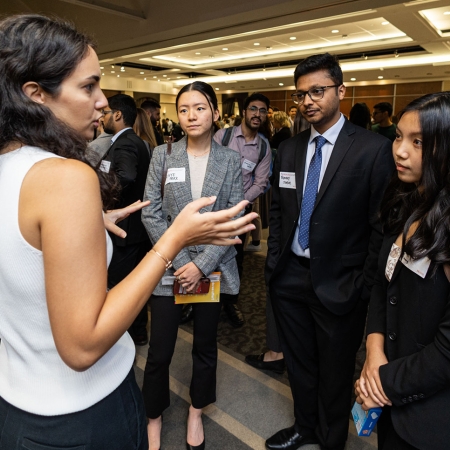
left=111, top=127, right=132, bottom=144
left=309, top=113, right=345, bottom=146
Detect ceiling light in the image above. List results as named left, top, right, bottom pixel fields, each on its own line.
left=111, top=70, right=115, bottom=73
left=444, top=11, right=450, bottom=15
left=351, top=77, right=356, bottom=81
left=279, top=83, right=284, bottom=86
left=380, top=67, right=384, bottom=71
left=163, top=74, right=167, bottom=77
left=215, top=88, right=219, bottom=90
left=254, top=42, right=260, bottom=46
left=117, top=75, right=120, bottom=77
left=378, top=76, right=383, bottom=79
left=153, top=76, right=157, bottom=78
left=140, top=71, right=145, bottom=74
left=222, top=47, right=228, bottom=50
left=382, top=21, right=389, bottom=25
left=102, top=73, right=105, bottom=76
left=177, top=77, right=181, bottom=79
left=331, top=29, right=339, bottom=33
left=111, top=65, right=115, bottom=68
left=195, top=52, right=201, bottom=55
left=100, top=66, right=104, bottom=69
left=144, top=78, right=147, bottom=80
left=290, top=37, right=296, bottom=40
left=167, top=78, right=170, bottom=80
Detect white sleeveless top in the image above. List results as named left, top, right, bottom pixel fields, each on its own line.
left=0, top=146, right=135, bottom=416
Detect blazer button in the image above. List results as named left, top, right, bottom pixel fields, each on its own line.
left=389, top=296, right=397, bottom=305
left=413, top=395, right=418, bottom=401
left=388, top=332, right=397, bottom=341
left=402, top=398, right=407, bottom=404
left=419, top=393, right=425, bottom=399
left=408, top=396, right=413, bottom=402
left=167, top=215, right=172, bottom=222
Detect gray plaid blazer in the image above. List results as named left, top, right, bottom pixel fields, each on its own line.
left=142, top=137, right=244, bottom=296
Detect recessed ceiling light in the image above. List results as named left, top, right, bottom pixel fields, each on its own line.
left=111, top=71, right=115, bottom=73
left=382, top=21, right=389, bottom=25
left=163, top=74, right=167, bottom=77
left=111, top=65, right=115, bottom=69
left=102, top=73, right=105, bottom=76
left=153, top=76, right=157, bottom=78
left=215, top=88, right=219, bottom=90
left=177, top=77, right=181, bottom=79
left=222, top=47, right=228, bottom=50
left=289, top=37, right=296, bottom=40
left=167, top=78, right=170, bottom=80
left=279, top=82, right=284, bottom=86
left=140, top=71, right=145, bottom=74
left=117, top=75, right=120, bottom=77
left=378, top=76, right=384, bottom=79
left=331, top=29, right=339, bottom=33
left=444, top=11, right=450, bottom=15
left=144, top=78, right=146, bottom=80
left=195, top=52, right=201, bottom=55
left=100, top=66, right=104, bottom=69
left=351, top=77, right=356, bottom=81
left=254, top=42, right=260, bottom=46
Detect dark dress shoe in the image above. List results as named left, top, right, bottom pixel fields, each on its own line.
left=245, top=353, right=285, bottom=374
left=223, top=303, right=244, bottom=328
left=265, top=426, right=317, bottom=449
left=130, top=333, right=148, bottom=346
left=186, top=439, right=205, bottom=450
left=180, top=304, right=194, bottom=324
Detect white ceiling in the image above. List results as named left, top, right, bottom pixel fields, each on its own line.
left=2, top=0, right=450, bottom=94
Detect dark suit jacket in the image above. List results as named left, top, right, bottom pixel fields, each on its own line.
left=367, top=235, right=450, bottom=450
left=103, top=128, right=151, bottom=247
left=266, top=119, right=394, bottom=315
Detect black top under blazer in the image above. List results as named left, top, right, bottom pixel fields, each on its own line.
left=367, top=234, right=450, bottom=450
left=266, top=119, right=394, bottom=315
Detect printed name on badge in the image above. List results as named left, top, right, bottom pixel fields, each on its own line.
left=279, top=171, right=296, bottom=189
left=165, top=167, right=186, bottom=185
left=99, top=160, right=111, bottom=173
left=242, top=159, right=257, bottom=171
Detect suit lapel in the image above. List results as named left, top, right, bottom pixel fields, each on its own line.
left=295, top=132, right=310, bottom=209
left=200, top=140, right=227, bottom=213
left=168, top=138, right=193, bottom=212
left=314, top=120, right=355, bottom=208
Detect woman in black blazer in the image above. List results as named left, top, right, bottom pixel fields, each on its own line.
left=355, top=92, right=450, bottom=450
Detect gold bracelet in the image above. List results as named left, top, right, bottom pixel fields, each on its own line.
left=150, top=249, right=173, bottom=269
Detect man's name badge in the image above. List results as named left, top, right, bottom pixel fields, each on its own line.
left=401, top=253, right=431, bottom=279
left=279, top=171, right=296, bottom=189
left=165, top=167, right=186, bottom=184
left=99, top=160, right=111, bottom=173
left=242, top=159, right=257, bottom=171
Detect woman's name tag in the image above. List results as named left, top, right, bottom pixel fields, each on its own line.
left=401, top=253, right=431, bottom=279
left=279, top=171, right=296, bottom=189
left=242, top=159, right=257, bottom=171
left=165, top=168, right=185, bottom=184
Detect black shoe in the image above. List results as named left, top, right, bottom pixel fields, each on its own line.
left=180, top=304, right=194, bottom=324
left=186, top=440, right=205, bottom=450
left=223, top=303, right=244, bottom=328
left=130, top=333, right=148, bottom=346
left=245, top=353, right=285, bottom=374
left=265, top=426, right=317, bottom=449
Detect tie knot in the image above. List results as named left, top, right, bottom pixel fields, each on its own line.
left=315, top=135, right=327, bottom=150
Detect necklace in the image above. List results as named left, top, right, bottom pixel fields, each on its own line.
left=187, top=147, right=210, bottom=158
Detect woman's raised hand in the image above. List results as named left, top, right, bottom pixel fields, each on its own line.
left=170, top=196, right=257, bottom=247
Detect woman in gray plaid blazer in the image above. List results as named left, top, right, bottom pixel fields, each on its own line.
left=141, top=82, right=244, bottom=450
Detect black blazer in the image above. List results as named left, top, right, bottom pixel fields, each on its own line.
left=367, top=235, right=450, bottom=450
left=103, top=128, right=151, bottom=247
left=266, top=119, right=394, bottom=315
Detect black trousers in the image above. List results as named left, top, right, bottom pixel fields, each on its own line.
left=142, top=295, right=222, bottom=418
left=270, top=252, right=367, bottom=450
left=377, top=407, right=419, bottom=450
left=108, top=240, right=151, bottom=336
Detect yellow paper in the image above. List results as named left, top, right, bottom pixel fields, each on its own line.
left=174, top=272, right=221, bottom=304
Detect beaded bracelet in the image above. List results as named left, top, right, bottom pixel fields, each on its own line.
left=150, top=249, right=173, bottom=269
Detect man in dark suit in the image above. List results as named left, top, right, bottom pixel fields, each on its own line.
left=141, top=98, right=164, bottom=146
left=265, top=53, right=394, bottom=450
left=101, top=94, right=151, bottom=345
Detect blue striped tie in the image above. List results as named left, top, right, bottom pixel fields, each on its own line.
left=298, top=135, right=327, bottom=250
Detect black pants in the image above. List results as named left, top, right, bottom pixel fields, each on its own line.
left=377, top=407, right=419, bottom=450
left=108, top=241, right=151, bottom=336
left=142, top=295, right=222, bottom=418
left=270, top=252, right=367, bottom=450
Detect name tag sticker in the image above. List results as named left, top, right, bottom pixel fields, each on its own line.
left=401, top=253, right=431, bottom=279
left=99, top=160, right=111, bottom=173
left=279, top=171, right=296, bottom=189
left=166, top=168, right=186, bottom=184
left=242, top=159, right=257, bottom=171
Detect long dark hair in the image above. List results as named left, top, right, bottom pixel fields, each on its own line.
left=0, top=14, right=118, bottom=208
left=176, top=81, right=219, bottom=134
left=349, top=102, right=371, bottom=130
left=379, top=92, right=450, bottom=265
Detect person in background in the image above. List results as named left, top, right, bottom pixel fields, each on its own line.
left=213, top=93, right=272, bottom=328
left=233, top=115, right=242, bottom=127
left=372, top=102, right=397, bottom=142
left=134, top=107, right=157, bottom=155
left=141, top=81, right=244, bottom=450
left=293, top=107, right=311, bottom=135
left=288, top=105, right=297, bottom=133
left=349, top=102, right=372, bottom=130
left=271, top=111, right=292, bottom=149
left=355, top=92, right=450, bottom=450
left=141, top=98, right=164, bottom=146
left=87, top=116, right=112, bottom=165
left=0, top=14, right=256, bottom=450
